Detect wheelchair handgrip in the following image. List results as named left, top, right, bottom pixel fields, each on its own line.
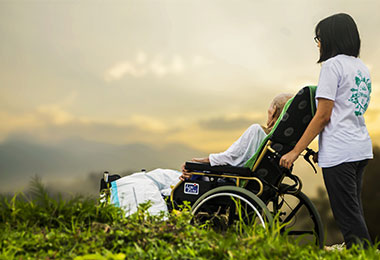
left=303, top=148, right=317, bottom=174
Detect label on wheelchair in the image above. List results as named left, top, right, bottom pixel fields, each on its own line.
left=184, top=183, right=199, bottom=195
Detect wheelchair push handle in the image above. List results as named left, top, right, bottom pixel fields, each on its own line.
left=303, top=148, right=317, bottom=174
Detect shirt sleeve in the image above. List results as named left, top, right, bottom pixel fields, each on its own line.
left=316, top=59, right=341, bottom=101
left=209, top=124, right=267, bottom=167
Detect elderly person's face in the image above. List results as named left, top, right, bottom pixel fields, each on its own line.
left=266, top=102, right=277, bottom=129
left=265, top=93, right=293, bottom=132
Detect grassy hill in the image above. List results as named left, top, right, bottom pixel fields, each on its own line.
left=0, top=180, right=379, bottom=260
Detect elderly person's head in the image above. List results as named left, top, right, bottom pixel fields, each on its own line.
left=265, top=93, right=293, bottom=134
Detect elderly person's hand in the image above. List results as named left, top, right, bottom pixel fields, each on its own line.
left=179, top=157, right=210, bottom=181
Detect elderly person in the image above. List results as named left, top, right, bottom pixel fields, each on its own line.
left=111, top=93, right=293, bottom=217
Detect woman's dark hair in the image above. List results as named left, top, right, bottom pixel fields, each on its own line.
left=315, top=13, right=361, bottom=63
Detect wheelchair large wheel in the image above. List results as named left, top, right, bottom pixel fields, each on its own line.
left=271, top=184, right=324, bottom=249
left=191, top=186, right=273, bottom=230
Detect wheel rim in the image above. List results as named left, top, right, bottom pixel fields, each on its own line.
left=192, top=192, right=267, bottom=228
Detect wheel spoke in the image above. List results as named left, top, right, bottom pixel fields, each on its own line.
left=283, top=200, right=303, bottom=224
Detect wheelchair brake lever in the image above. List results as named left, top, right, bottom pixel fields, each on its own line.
left=303, top=148, right=317, bottom=174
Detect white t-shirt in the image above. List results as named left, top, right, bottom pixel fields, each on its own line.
left=209, top=124, right=267, bottom=167
left=316, top=54, right=373, bottom=168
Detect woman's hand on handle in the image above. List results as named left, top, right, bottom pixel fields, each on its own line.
left=279, top=150, right=300, bottom=169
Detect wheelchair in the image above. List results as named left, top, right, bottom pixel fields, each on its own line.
left=169, top=86, right=324, bottom=248
left=100, top=86, right=324, bottom=248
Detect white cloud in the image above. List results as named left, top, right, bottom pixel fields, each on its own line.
left=0, top=91, right=80, bottom=140
left=129, top=114, right=169, bottom=132
left=104, top=52, right=213, bottom=81
left=104, top=61, right=147, bottom=81
left=36, top=105, right=74, bottom=125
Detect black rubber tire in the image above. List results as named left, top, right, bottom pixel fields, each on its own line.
left=274, top=184, right=324, bottom=249
left=191, top=186, right=273, bottom=229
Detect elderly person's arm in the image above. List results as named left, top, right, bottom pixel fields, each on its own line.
left=180, top=93, right=293, bottom=181
left=179, top=124, right=266, bottom=181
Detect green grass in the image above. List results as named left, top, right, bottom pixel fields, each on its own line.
left=0, top=180, right=379, bottom=260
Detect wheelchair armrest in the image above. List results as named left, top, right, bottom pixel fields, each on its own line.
left=185, top=161, right=252, bottom=177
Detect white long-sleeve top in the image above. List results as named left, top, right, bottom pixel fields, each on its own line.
left=209, top=124, right=267, bottom=167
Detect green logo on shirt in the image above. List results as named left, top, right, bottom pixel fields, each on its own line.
left=348, top=70, right=371, bottom=116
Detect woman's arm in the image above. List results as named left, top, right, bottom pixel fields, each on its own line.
left=279, top=98, right=334, bottom=169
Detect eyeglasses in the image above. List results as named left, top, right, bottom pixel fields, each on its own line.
left=314, top=36, right=320, bottom=44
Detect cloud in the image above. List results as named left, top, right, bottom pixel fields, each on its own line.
left=129, top=114, right=169, bottom=132
left=0, top=91, right=79, bottom=130
left=0, top=111, right=42, bottom=139
left=104, top=52, right=213, bottom=81
left=0, top=105, right=257, bottom=154
left=0, top=99, right=179, bottom=147
left=36, top=105, right=74, bottom=125
left=0, top=86, right=269, bottom=153
left=104, top=61, right=148, bottom=81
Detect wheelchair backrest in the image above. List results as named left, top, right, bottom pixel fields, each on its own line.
left=243, top=86, right=316, bottom=198
left=271, top=86, right=316, bottom=148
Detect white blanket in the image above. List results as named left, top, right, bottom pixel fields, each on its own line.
left=110, top=168, right=181, bottom=217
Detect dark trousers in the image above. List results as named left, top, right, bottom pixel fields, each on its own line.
left=322, top=160, right=372, bottom=248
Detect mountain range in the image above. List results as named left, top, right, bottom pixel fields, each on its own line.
left=0, top=136, right=206, bottom=194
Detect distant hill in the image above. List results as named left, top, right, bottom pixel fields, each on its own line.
left=0, top=137, right=206, bottom=194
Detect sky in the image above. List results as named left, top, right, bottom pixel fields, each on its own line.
left=1, top=0, right=380, bottom=194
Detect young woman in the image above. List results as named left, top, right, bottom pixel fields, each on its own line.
left=280, top=13, right=373, bottom=248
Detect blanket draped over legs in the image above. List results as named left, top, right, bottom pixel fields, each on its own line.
left=110, top=169, right=181, bottom=217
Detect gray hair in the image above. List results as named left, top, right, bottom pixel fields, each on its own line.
left=271, top=93, right=293, bottom=119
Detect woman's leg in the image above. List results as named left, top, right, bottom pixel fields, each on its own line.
left=355, top=160, right=368, bottom=220
left=322, top=161, right=371, bottom=248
